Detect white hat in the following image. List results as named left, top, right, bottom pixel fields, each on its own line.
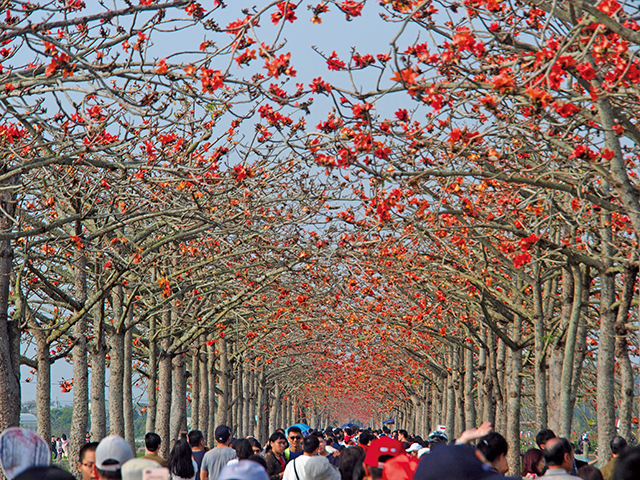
left=0, top=428, right=51, bottom=480
left=96, top=436, right=134, bottom=471
left=218, top=460, right=268, bottom=480
left=407, top=443, right=422, bottom=453
left=325, top=446, right=338, bottom=454
left=121, top=458, right=161, bottom=480
left=304, top=456, right=340, bottom=480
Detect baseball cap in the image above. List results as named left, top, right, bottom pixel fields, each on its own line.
left=95, top=436, right=134, bottom=471
left=414, top=444, right=519, bottom=480
left=215, top=425, right=232, bottom=443
left=121, top=458, right=161, bottom=480
left=0, top=428, right=51, bottom=480
left=382, top=454, right=419, bottom=480
left=364, top=437, right=405, bottom=469
left=217, top=460, right=268, bottom=480
left=407, top=443, right=422, bottom=453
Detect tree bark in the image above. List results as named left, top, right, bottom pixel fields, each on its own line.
left=464, top=347, right=476, bottom=430
left=109, top=285, right=125, bottom=437
left=216, top=338, right=229, bottom=427
left=198, top=337, right=209, bottom=443
left=506, top=312, right=522, bottom=476
left=146, top=315, right=157, bottom=434
left=270, top=382, right=281, bottom=434
left=533, top=273, right=548, bottom=430
left=207, top=340, right=216, bottom=447
left=156, top=309, right=172, bottom=458
left=170, top=351, right=187, bottom=444
left=191, top=348, right=200, bottom=431
left=124, top=327, right=135, bottom=452
left=90, top=299, right=107, bottom=441
left=34, top=328, right=51, bottom=442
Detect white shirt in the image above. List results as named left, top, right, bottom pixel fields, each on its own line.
left=282, top=455, right=313, bottom=480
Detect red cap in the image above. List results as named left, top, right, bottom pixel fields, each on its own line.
left=382, top=454, right=419, bottom=480
left=364, top=437, right=405, bottom=469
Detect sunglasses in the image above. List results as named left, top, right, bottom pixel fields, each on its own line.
left=289, top=436, right=302, bottom=440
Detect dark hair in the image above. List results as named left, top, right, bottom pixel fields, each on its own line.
left=188, top=430, right=203, bottom=448
left=167, top=439, right=195, bottom=480
left=359, top=431, right=374, bottom=446
left=544, top=437, right=573, bottom=467
left=265, top=431, right=286, bottom=453
left=232, top=438, right=253, bottom=460
left=577, top=465, right=603, bottom=480
left=288, top=426, right=302, bottom=436
left=536, top=429, right=556, bottom=449
left=398, top=430, right=408, bottom=438
left=79, top=442, right=99, bottom=463
left=477, top=432, right=508, bottom=463
left=339, top=446, right=364, bottom=480
left=248, top=437, right=262, bottom=451
left=15, top=466, right=76, bottom=480
left=145, top=432, right=162, bottom=452
left=614, top=445, right=640, bottom=480
left=303, top=436, right=320, bottom=454
left=248, top=454, right=267, bottom=469
left=611, top=436, right=628, bottom=455
left=522, top=448, right=545, bottom=476
left=96, top=467, right=121, bottom=480
left=61, top=434, right=67, bottom=441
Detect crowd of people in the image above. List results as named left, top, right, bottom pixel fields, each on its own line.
left=2, top=423, right=640, bottom=480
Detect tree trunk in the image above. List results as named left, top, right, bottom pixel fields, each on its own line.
left=109, top=285, right=125, bottom=437
left=124, top=327, right=135, bottom=452
left=270, top=382, right=281, bottom=434
left=156, top=309, right=172, bottom=458
left=506, top=312, right=522, bottom=476
left=533, top=274, right=548, bottom=430
left=171, top=351, right=187, bottom=444
left=146, top=315, right=157, bottom=434
left=570, top=267, right=591, bottom=419
left=191, top=349, right=200, bottom=431
left=464, top=347, right=476, bottom=430
left=216, top=338, right=229, bottom=427
left=483, top=331, right=496, bottom=426
left=597, top=216, right=617, bottom=466
left=495, top=338, right=506, bottom=434
left=69, top=240, right=89, bottom=479
left=446, top=350, right=455, bottom=439
left=35, top=328, right=51, bottom=442
left=242, top=360, right=251, bottom=438
left=559, top=265, right=583, bottom=439
left=207, top=340, right=216, bottom=447
left=90, top=299, right=107, bottom=441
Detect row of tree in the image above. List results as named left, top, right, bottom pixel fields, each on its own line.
left=1, top=0, right=640, bottom=478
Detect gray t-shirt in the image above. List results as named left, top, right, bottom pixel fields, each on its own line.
left=200, top=446, right=237, bottom=480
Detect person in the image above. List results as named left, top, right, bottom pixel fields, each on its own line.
left=169, top=439, right=198, bottom=480
left=522, top=448, right=546, bottom=478
left=86, top=433, right=92, bottom=444
left=94, top=435, right=135, bottom=480
left=284, top=427, right=304, bottom=462
left=541, top=437, right=581, bottom=480
left=217, top=460, right=269, bottom=480
left=612, top=445, right=640, bottom=480
left=121, top=458, right=162, bottom=480
left=78, top=442, right=99, bottom=480
left=61, top=435, right=68, bottom=461
left=282, top=436, right=319, bottom=480
left=413, top=444, right=515, bottom=480
left=537, top=430, right=557, bottom=451
left=14, top=466, right=75, bottom=480
left=264, top=432, right=287, bottom=480
left=51, top=436, right=58, bottom=462
left=338, top=446, right=364, bottom=480
left=228, top=439, right=253, bottom=465
left=576, top=465, right=603, bottom=480
left=304, top=456, right=340, bottom=480
left=426, top=431, right=448, bottom=451
left=248, top=438, right=263, bottom=456
left=362, top=437, right=404, bottom=480
left=600, top=436, right=627, bottom=480
left=188, top=430, right=206, bottom=480
left=249, top=455, right=268, bottom=471
left=200, top=426, right=237, bottom=480
left=358, top=432, right=374, bottom=453
left=477, top=432, right=509, bottom=475
left=397, top=430, right=409, bottom=443
left=579, top=435, right=591, bottom=457
left=145, top=433, right=168, bottom=468
left=0, top=427, right=51, bottom=480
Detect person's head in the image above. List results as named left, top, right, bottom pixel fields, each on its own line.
left=477, top=432, right=509, bottom=474
left=577, top=464, right=603, bottom=480
left=217, top=460, right=268, bottom=480
left=338, top=446, right=364, bottom=480
left=187, top=430, right=204, bottom=450
left=611, top=436, right=628, bottom=456
left=312, top=432, right=327, bottom=455
left=303, top=436, right=320, bottom=455
left=288, top=427, right=303, bottom=451
left=248, top=455, right=267, bottom=470
left=304, top=456, right=340, bottom=480
left=536, top=429, right=556, bottom=450
left=214, top=425, right=232, bottom=446
left=13, top=467, right=75, bottom=480
left=78, top=442, right=99, bottom=480
left=268, top=432, right=287, bottom=455
left=522, top=448, right=545, bottom=477
left=397, top=430, right=408, bottom=442
left=144, top=433, right=161, bottom=453
left=426, top=431, right=448, bottom=450
left=0, top=428, right=51, bottom=480
left=359, top=431, right=374, bottom=447
left=61, top=434, right=67, bottom=441
left=167, top=439, right=194, bottom=480
left=543, top=437, right=573, bottom=472
left=121, top=459, right=161, bottom=480
left=95, top=435, right=134, bottom=480
left=363, top=437, right=404, bottom=480
left=614, top=445, right=640, bottom=480
left=232, top=439, right=253, bottom=461
left=248, top=438, right=262, bottom=455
